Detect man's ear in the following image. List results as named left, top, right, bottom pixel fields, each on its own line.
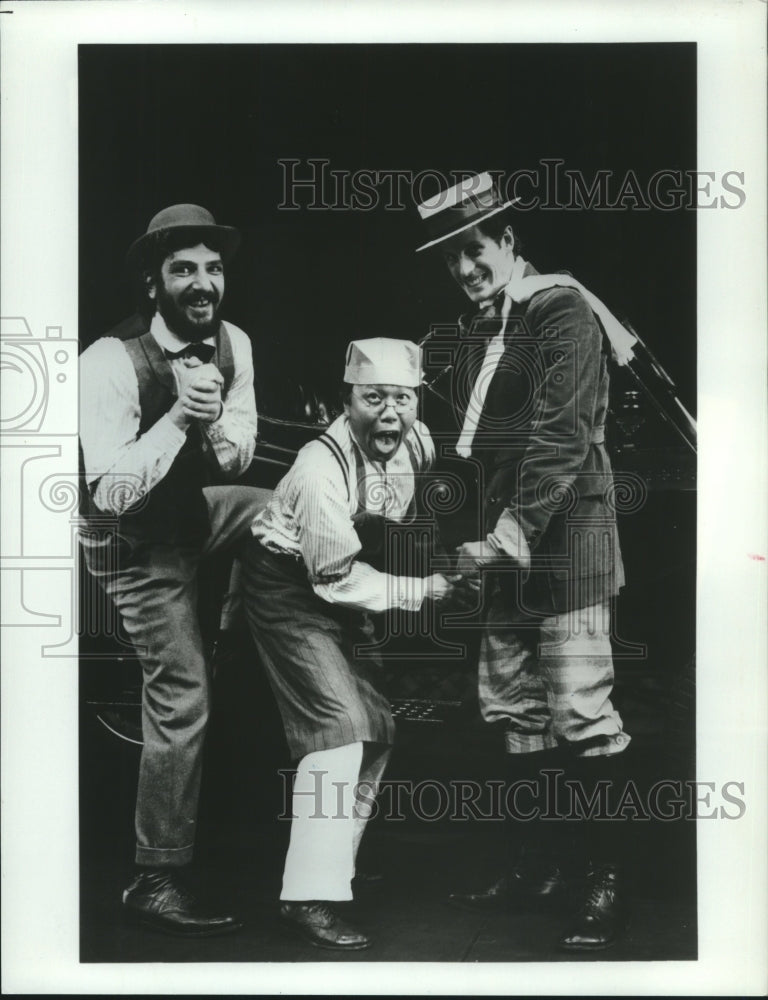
left=501, top=226, right=516, bottom=253
left=143, top=271, right=157, bottom=302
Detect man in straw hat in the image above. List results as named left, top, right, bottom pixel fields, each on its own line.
left=79, top=204, right=265, bottom=936
left=240, top=337, right=456, bottom=950
left=415, top=172, right=633, bottom=950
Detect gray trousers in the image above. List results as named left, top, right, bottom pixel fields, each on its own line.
left=82, top=485, right=271, bottom=866
left=478, top=598, right=630, bottom=758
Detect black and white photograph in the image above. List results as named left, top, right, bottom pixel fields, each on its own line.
left=1, top=2, right=766, bottom=995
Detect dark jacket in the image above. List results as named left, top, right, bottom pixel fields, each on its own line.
left=455, top=265, right=624, bottom=616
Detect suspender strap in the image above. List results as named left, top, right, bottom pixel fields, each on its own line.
left=408, top=426, right=427, bottom=470
left=402, top=437, right=424, bottom=520
left=349, top=438, right=369, bottom=515
left=317, top=434, right=350, bottom=501
left=318, top=429, right=425, bottom=515
left=403, top=436, right=420, bottom=475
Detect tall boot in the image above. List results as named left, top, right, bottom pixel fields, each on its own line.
left=448, top=747, right=568, bottom=912
left=558, top=750, right=630, bottom=951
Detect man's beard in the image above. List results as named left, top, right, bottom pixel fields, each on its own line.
left=155, top=285, right=222, bottom=343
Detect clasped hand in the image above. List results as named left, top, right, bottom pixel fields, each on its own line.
left=455, top=540, right=502, bottom=576
left=455, top=536, right=530, bottom=587
left=171, top=357, right=224, bottom=427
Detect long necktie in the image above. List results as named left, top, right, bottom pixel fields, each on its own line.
left=455, top=258, right=637, bottom=458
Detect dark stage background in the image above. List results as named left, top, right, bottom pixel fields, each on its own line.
left=78, top=43, right=697, bottom=963
left=79, top=43, right=696, bottom=410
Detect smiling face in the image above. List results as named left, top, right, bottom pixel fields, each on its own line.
left=441, top=223, right=516, bottom=305
left=344, top=384, right=418, bottom=463
left=147, top=242, right=225, bottom=341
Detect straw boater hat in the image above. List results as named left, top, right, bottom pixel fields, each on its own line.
left=344, top=338, right=421, bottom=388
left=126, top=204, right=241, bottom=269
left=414, top=171, right=519, bottom=253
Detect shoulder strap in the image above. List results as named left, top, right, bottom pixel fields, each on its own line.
left=316, top=434, right=350, bottom=501
left=408, top=426, right=429, bottom=470
left=403, top=436, right=420, bottom=475
left=401, top=437, right=422, bottom=521
left=346, top=437, right=370, bottom=515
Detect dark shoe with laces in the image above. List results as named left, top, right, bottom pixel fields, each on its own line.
left=279, top=901, right=371, bottom=950
left=448, top=861, right=567, bottom=913
left=122, top=869, right=243, bottom=937
left=558, top=863, right=628, bottom=951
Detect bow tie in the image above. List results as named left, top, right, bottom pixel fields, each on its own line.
left=164, top=342, right=216, bottom=363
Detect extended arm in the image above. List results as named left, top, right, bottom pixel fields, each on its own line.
left=291, top=454, right=446, bottom=613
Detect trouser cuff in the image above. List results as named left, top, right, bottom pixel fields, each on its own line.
left=504, top=730, right=559, bottom=754
left=135, top=844, right=194, bottom=867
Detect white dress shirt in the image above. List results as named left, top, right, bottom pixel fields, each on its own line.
left=252, top=414, right=435, bottom=614
left=79, top=313, right=257, bottom=516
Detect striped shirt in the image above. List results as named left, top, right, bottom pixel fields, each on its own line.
left=252, top=414, right=435, bottom=614
left=79, top=313, right=257, bottom=516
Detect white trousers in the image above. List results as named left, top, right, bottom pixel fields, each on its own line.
left=280, top=740, right=391, bottom=901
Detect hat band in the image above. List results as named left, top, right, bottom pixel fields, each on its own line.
left=421, top=189, right=500, bottom=242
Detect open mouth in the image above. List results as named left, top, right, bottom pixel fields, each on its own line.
left=463, top=273, right=487, bottom=292
left=186, top=304, right=215, bottom=324
left=186, top=296, right=215, bottom=313
left=371, top=430, right=400, bottom=453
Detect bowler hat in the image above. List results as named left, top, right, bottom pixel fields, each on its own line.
left=415, top=172, right=518, bottom=252
left=126, top=204, right=241, bottom=269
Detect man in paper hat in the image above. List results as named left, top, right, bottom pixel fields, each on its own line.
left=241, top=337, right=455, bottom=950
left=79, top=204, right=264, bottom=935
left=416, top=172, right=633, bottom=950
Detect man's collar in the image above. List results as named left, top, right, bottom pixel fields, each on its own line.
left=149, top=312, right=216, bottom=353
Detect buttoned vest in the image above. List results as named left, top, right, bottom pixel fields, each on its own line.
left=83, top=314, right=235, bottom=548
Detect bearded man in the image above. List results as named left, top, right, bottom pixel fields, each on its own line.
left=79, top=204, right=265, bottom=936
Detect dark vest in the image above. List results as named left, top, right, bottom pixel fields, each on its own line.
left=83, top=314, right=235, bottom=549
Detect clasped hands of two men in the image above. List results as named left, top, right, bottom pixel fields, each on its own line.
left=429, top=528, right=531, bottom=608
left=168, top=357, right=530, bottom=605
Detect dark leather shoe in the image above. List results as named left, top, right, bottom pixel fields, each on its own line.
left=279, top=901, right=371, bottom=950
left=448, top=863, right=567, bottom=913
left=558, top=863, right=628, bottom=951
left=122, top=869, right=242, bottom=937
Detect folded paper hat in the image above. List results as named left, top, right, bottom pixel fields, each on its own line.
left=415, top=171, right=518, bottom=252
left=344, top=338, right=421, bottom=388
left=126, top=204, right=241, bottom=268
